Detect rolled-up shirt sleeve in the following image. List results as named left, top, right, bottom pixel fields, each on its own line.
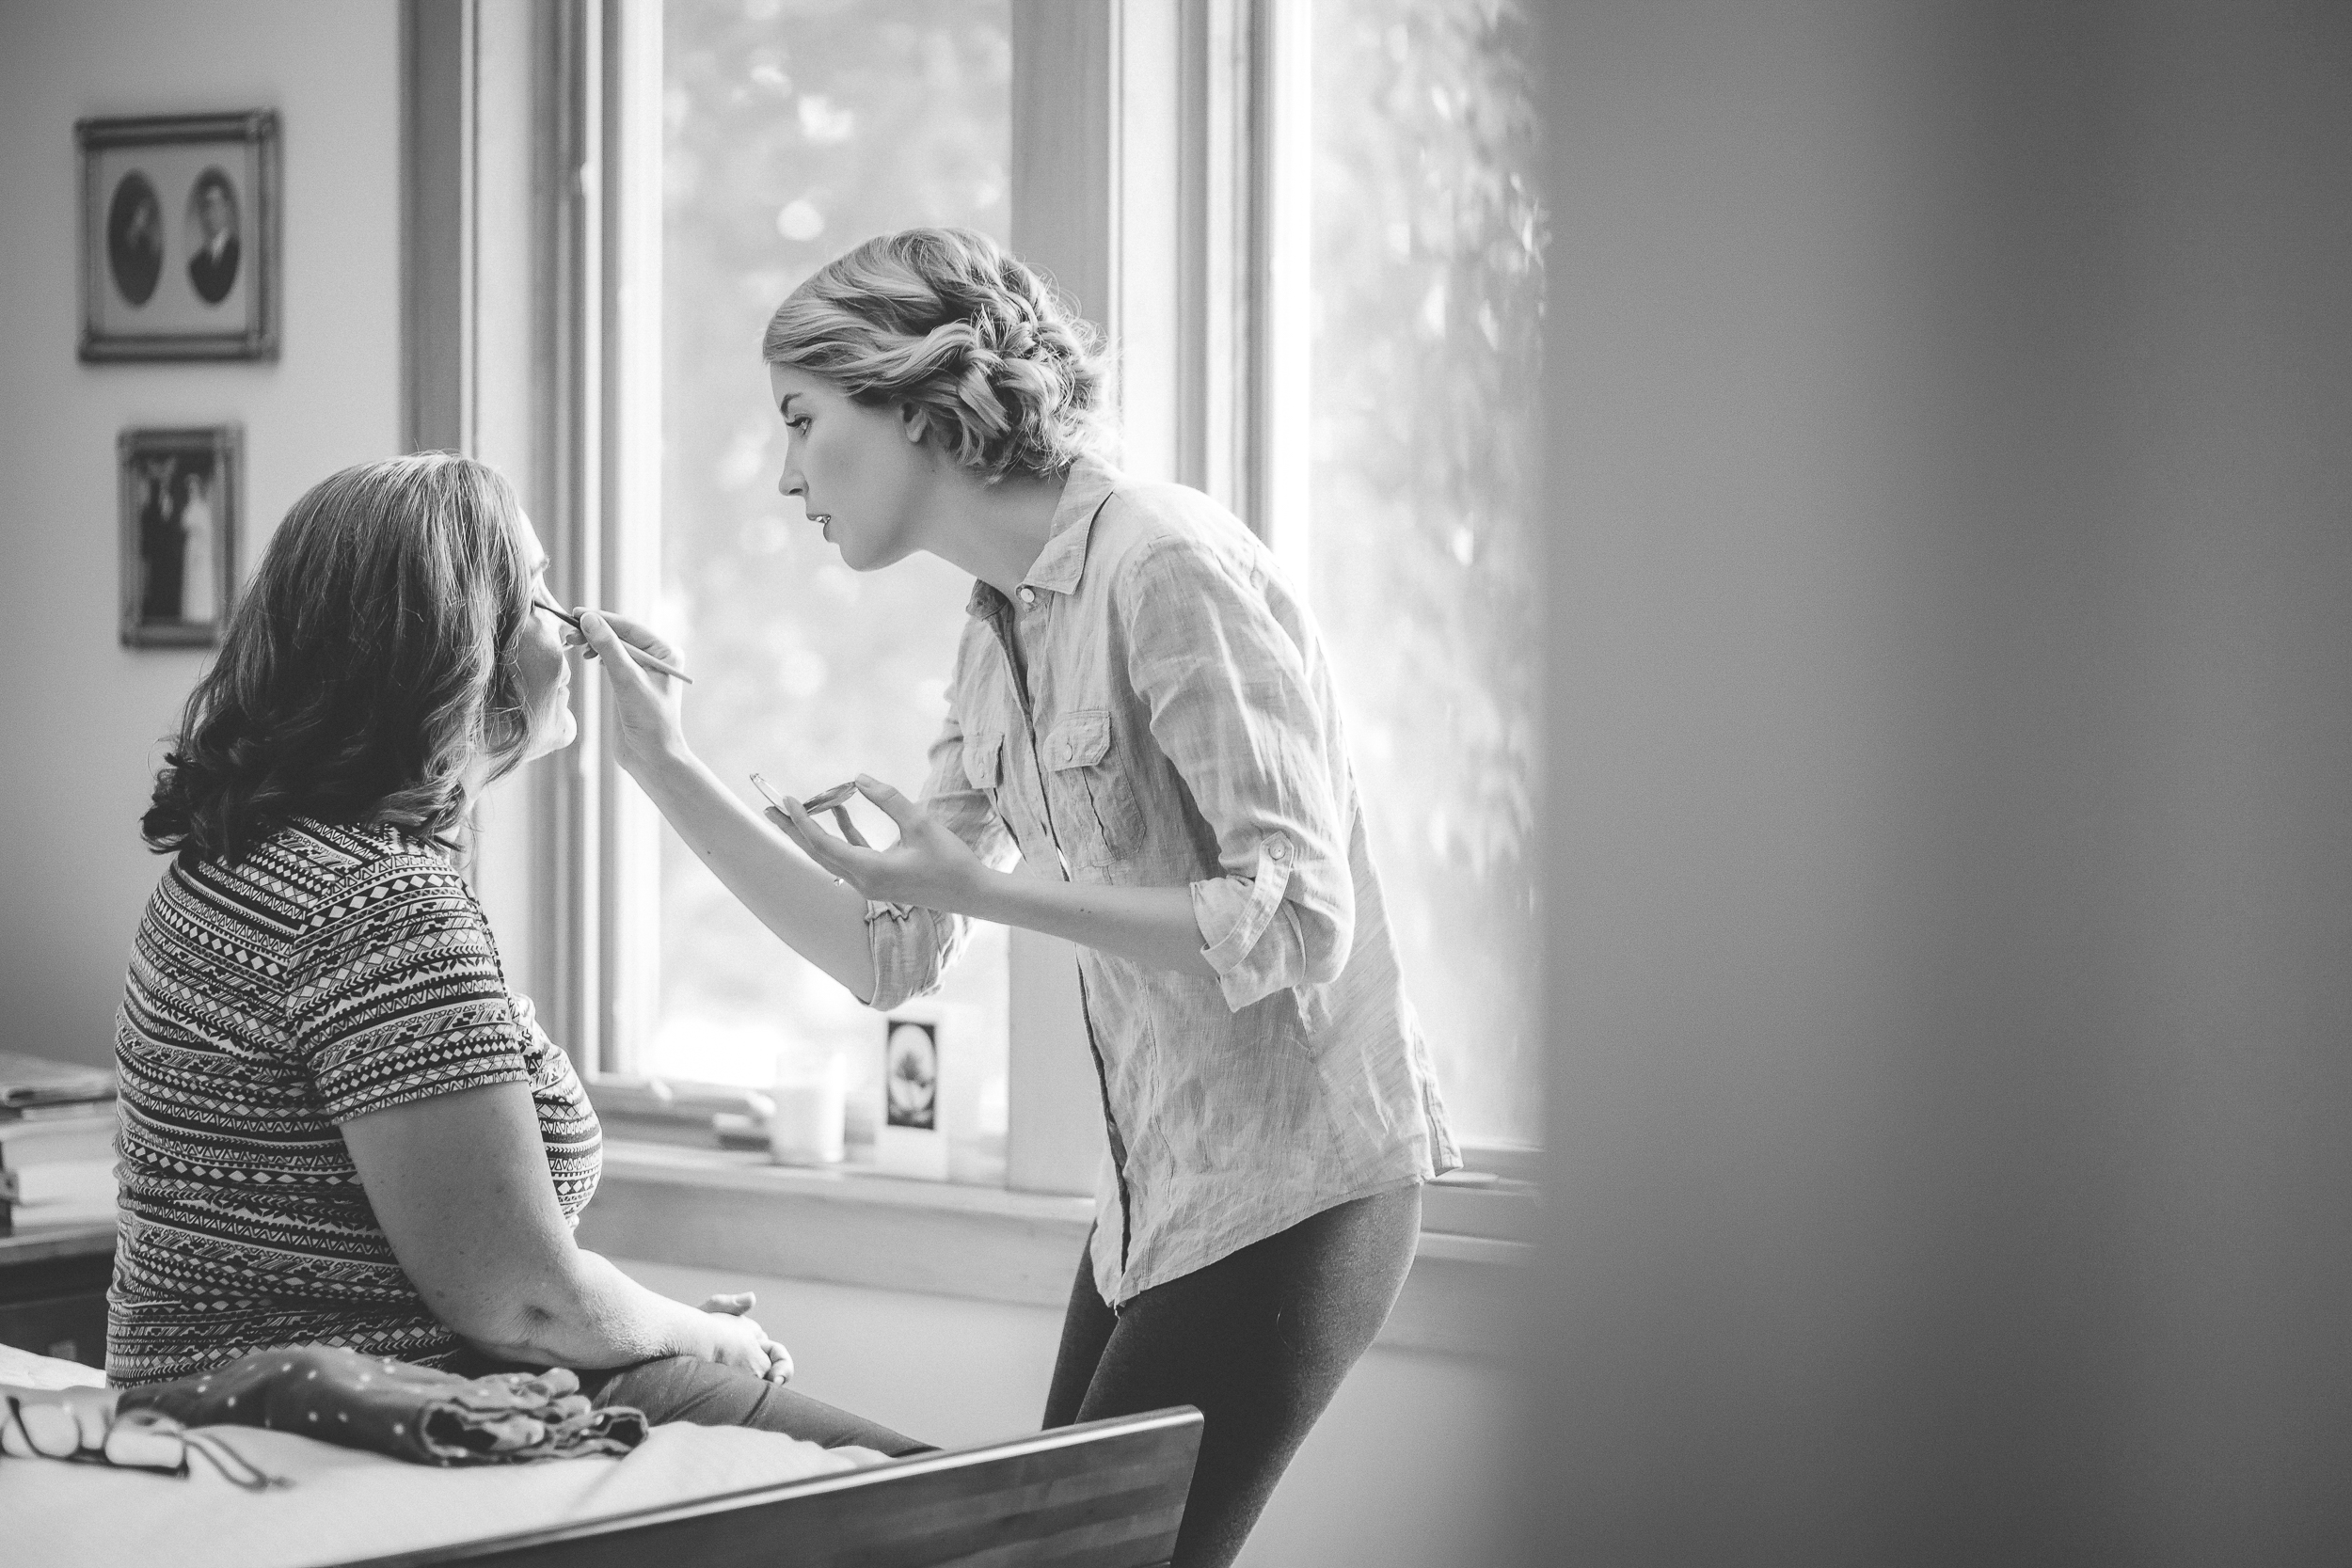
left=866, top=694, right=1020, bottom=1013
left=1120, top=534, right=1355, bottom=1012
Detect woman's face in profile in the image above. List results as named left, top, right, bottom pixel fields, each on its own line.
left=769, top=362, right=931, bottom=572
left=513, top=514, right=577, bottom=759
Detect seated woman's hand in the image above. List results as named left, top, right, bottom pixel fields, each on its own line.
left=768, top=776, right=986, bottom=912
left=698, top=1291, right=794, bottom=1385
left=573, top=610, right=690, bottom=778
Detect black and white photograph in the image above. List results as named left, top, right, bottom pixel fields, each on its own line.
left=118, top=425, right=237, bottom=648
left=77, top=111, right=278, bottom=361
left=8, top=5, right=2352, bottom=1568
left=882, top=1019, right=938, bottom=1132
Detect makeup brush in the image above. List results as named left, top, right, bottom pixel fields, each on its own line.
left=534, top=596, right=695, bottom=684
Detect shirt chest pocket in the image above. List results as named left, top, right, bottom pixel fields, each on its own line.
left=1042, top=708, right=1144, bottom=867
left=962, top=730, right=1008, bottom=818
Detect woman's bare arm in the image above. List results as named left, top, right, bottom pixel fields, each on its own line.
left=339, top=1082, right=781, bottom=1374
left=769, top=775, right=1217, bottom=980
left=629, top=747, right=878, bottom=1000
left=574, top=609, right=876, bottom=1000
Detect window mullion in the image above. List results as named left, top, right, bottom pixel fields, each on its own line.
left=1254, top=0, right=1311, bottom=572
left=1003, top=0, right=1239, bottom=1196
left=600, top=0, right=665, bottom=1075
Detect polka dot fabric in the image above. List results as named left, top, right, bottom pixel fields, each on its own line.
left=116, top=1344, right=647, bottom=1465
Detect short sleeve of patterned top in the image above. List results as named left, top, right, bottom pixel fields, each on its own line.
left=108, top=819, right=600, bottom=1387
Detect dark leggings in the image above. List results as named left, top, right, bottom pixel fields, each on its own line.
left=1041, top=1183, right=1422, bottom=1568
left=443, top=1347, right=929, bottom=1456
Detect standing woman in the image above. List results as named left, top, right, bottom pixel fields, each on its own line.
left=576, top=227, right=1456, bottom=1568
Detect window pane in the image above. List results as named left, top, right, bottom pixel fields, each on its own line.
left=649, top=0, right=1012, bottom=1180
left=1306, top=0, right=1546, bottom=1146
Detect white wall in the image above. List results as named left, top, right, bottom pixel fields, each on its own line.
left=621, top=1258, right=1517, bottom=1568
left=1524, top=4, right=2352, bottom=1563
left=0, top=0, right=402, bottom=1069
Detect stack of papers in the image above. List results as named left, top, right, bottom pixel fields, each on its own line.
left=0, top=1053, right=116, bottom=1114
left=0, top=1055, right=119, bottom=1232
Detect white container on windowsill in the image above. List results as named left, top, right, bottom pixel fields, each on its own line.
left=767, top=1054, right=847, bottom=1167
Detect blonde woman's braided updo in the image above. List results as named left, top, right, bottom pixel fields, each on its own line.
left=761, top=227, right=1107, bottom=482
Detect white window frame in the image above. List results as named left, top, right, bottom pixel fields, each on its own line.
left=410, top=0, right=1530, bottom=1203
left=571, top=0, right=1270, bottom=1199
left=993, top=0, right=1274, bottom=1194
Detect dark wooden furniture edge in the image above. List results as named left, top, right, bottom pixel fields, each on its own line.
left=0, top=1220, right=117, bottom=1370
left=336, top=1404, right=1205, bottom=1568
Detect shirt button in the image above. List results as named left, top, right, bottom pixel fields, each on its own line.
left=1019, top=586, right=1038, bottom=607
left=1268, top=839, right=1289, bottom=861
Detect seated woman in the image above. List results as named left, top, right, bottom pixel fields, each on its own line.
left=110, top=451, right=921, bottom=1455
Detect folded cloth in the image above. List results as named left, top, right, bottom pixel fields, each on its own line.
left=118, top=1346, right=649, bottom=1466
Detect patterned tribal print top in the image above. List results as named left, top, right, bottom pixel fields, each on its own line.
left=108, top=819, right=599, bottom=1387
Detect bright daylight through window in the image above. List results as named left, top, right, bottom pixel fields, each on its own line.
left=1284, top=0, right=1545, bottom=1148
left=636, top=0, right=1013, bottom=1181
left=621, top=0, right=1542, bottom=1175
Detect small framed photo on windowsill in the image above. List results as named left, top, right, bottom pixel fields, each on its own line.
left=120, top=426, right=240, bottom=649
left=878, top=1019, right=947, bottom=1180
left=77, top=111, right=280, bottom=362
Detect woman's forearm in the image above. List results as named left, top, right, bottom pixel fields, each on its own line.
left=630, top=747, right=877, bottom=1000
left=456, top=1249, right=718, bottom=1370
left=964, top=869, right=1216, bottom=979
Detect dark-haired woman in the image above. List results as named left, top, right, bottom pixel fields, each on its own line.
left=113, top=451, right=922, bottom=1455
left=574, top=228, right=1456, bottom=1568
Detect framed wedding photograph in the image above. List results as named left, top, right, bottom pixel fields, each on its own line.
left=78, top=111, right=279, bottom=362
left=120, top=426, right=240, bottom=648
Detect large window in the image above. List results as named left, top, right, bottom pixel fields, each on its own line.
left=581, top=0, right=1542, bottom=1173
left=630, top=0, right=1014, bottom=1181
left=1272, top=0, right=1545, bottom=1148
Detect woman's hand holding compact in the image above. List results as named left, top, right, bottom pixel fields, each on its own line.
left=768, top=775, right=988, bottom=913
left=571, top=609, right=690, bottom=777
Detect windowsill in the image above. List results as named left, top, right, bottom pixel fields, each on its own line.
left=594, top=1139, right=1100, bottom=1227
left=579, top=1139, right=1531, bottom=1361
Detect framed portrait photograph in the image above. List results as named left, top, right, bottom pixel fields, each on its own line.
left=78, top=111, right=279, bottom=362
left=120, top=426, right=240, bottom=649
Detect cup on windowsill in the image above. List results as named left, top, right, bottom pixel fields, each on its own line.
left=767, top=1054, right=847, bottom=1167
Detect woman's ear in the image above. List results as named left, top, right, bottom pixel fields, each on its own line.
left=898, top=402, right=930, bottom=445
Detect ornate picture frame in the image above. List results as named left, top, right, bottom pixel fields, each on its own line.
left=78, top=111, right=280, bottom=362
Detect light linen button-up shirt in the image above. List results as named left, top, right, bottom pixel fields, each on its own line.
left=866, top=456, right=1459, bottom=1306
